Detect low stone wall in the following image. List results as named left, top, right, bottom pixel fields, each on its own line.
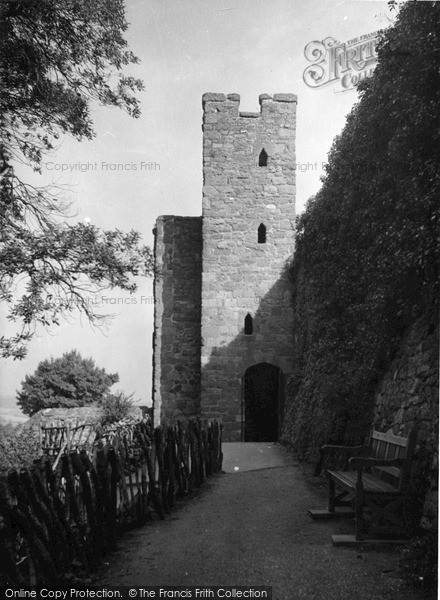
left=281, top=302, right=438, bottom=528
left=373, top=307, right=438, bottom=527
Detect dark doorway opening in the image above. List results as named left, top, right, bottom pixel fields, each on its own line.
left=243, top=362, right=282, bottom=442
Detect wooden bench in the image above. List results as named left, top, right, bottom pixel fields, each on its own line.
left=309, top=428, right=417, bottom=545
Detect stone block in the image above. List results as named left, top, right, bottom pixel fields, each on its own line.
left=273, top=93, right=298, bottom=103
left=202, top=93, right=227, bottom=103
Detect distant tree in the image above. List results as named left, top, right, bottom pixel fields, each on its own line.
left=0, top=0, right=153, bottom=359
left=17, top=350, right=119, bottom=416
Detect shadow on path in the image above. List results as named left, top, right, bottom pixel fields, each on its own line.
left=97, top=444, right=425, bottom=600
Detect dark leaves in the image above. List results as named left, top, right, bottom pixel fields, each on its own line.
left=0, top=1, right=151, bottom=358
left=16, top=349, right=120, bottom=416
left=286, top=1, right=440, bottom=452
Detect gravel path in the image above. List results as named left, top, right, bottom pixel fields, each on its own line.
left=97, top=444, right=425, bottom=600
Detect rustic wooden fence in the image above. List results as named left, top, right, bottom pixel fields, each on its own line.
left=0, top=419, right=223, bottom=586
left=39, top=420, right=97, bottom=462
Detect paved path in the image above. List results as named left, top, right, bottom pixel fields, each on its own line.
left=222, top=442, right=297, bottom=473
left=97, top=443, right=425, bottom=600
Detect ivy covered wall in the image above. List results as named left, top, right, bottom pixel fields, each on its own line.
left=281, top=0, right=439, bottom=499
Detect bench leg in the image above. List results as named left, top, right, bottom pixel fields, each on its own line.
left=365, top=495, right=410, bottom=539
left=309, top=478, right=355, bottom=521
left=328, top=478, right=335, bottom=513
left=355, top=481, right=364, bottom=541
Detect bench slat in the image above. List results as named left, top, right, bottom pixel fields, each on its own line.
left=328, top=470, right=400, bottom=494
left=371, top=430, right=408, bottom=447
left=374, top=466, right=401, bottom=478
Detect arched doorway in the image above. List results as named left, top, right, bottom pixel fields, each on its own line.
left=242, top=362, right=282, bottom=442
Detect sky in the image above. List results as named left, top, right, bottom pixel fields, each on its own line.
left=0, top=0, right=395, bottom=412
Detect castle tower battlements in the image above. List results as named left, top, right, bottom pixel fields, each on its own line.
left=202, top=92, right=297, bottom=118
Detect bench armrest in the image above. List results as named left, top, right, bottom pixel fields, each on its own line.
left=321, top=444, right=367, bottom=455
left=314, top=444, right=368, bottom=475
left=349, top=457, right=403, bottom=470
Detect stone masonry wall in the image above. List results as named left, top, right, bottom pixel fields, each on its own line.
left=152, top=216, right=202, bottom=425
left=373, top=306, right=439, bottom=527
left=200, top=93, right=297, bottom=441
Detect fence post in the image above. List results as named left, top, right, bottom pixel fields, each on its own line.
left=107, top=446, right=119, bottom=551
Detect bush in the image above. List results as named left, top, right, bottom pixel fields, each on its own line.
left=0, top=423, right=42, bottom=472
left=98, top=392, right=134, bottom=426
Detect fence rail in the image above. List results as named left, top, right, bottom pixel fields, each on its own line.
left=0, top=419, right=223, bottom=586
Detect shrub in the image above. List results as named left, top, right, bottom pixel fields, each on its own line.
left=98, top=392, right=135, bottom=426
left=0, top=423, right=42, bottom=471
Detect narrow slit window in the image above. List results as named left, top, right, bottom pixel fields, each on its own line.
left=258, top=223, right=266, bottom=244
left=258, top=149, right=268, bottom=167
left=244, top=313, right=253, bottom=335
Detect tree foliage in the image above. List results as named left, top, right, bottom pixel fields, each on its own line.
left=98, top=391, right=134, bottom=426
left=284, top=1, right=440, bottom=454
left=0, top=0, right=153, bottom=358
left=17, top=349, right=119, bottom=416
left=1, top=0, right=143, bottom=168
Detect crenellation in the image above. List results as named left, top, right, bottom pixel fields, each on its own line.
left=273, top=93, right=298, bottom=103
left=203, top=92, right=298, bottom=125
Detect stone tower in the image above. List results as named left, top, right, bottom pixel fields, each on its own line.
left=152, top=216, right=202, bottom=426
left=200, top=93, right=297, bottom=441
left=152, top=93, right=297, bottom=442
